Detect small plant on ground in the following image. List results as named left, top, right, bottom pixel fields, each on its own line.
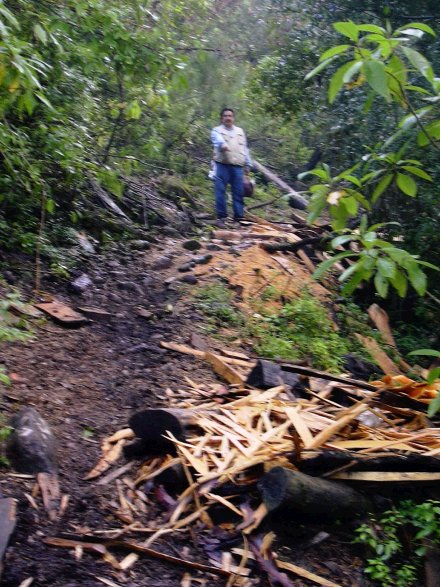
left=354, top=500, right=440, bottom=587
left=248, top=291, right=349, bottom=372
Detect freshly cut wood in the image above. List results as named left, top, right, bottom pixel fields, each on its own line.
left=212, top=230, right=287, bottom=242
left=328, top=471, right=440, bottom=482
left=367, top=304, right=412, bottom=371
left=306, top=404, right=367, bottom=449
left=0, top=498, right=16, bottom=579
left=205, top=352, right=245, bottom=385
left=355, top=334, right=402, bottom=375
left=90, top=178, right=131, bottom=223
left=258, top=467, right=370, bottom=520
left=260, top=236, right=329, bottom=254
left=252, top=160, right=308, bottom=210
left=160, top=341, right=252, bottom=368
left=37, top=472, right=60, bottom=521
left=297, top=248, right=316, bottom=273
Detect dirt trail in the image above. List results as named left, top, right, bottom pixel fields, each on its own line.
left=0, top=230, right=366, bottom=587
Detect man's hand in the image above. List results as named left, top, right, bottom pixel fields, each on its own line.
left=244, top=166, right=250, bottom=176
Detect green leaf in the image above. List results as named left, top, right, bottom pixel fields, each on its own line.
left=396, top=173, right=417, bottom=196
left=427, top=392, right=440, bottom=418
left=342, top=195, right=358, bottom=215
left=427, top=368, right=440, bottom=385
left=417, top=119, right=440, bottom=147
left=400, top=107, right=432, bottom=129
left=401, top=47, right=434, bottom=82
left=333, top=21, right=359, bottom=42
left=357, top=25, right=386, bottom=35
left=45, top=198, right=55, bottom=213
left=342, top=61, right=362, bottom=83
left=408, top=349, right=440, bottom=358
left=313, top=251, right=356, bottom=280
left=397, top=22, right=436, bottom=37
left=363, top=60, right=390, bottom=100
left=35, top=93, right=55, bottom=110
left=33, top=24, right=48, bottom=45
left=407, top=265, right=427, bottom=295
left=377, top=257, right=396, bottom=279
left=331, top=235, right=353, bottom=248
left=372, top=173, right=393, bottom=203
left=305, top=57, right=336, bottom=81
left=389, top=268, right=408, bottom=297
left=328, top=60, right=359, bottom=103
left=400, top=166, right=432, bottom=181
left=387, top=54, right=407, bottom=85
left=374, top=271, right=389, bottom=298
left=125, top=100, right=142, bottom=120
left=341, top=270, right=369, bottom=295
left=319, top=45, right=351, bottom=62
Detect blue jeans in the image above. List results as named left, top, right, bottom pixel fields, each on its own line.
left=214, top=163, right=244, bottom=219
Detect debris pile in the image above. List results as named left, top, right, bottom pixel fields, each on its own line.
left=45, top=346, right=440, bottom=586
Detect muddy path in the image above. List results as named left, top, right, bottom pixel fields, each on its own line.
left=0, top=232, right=368, bottom=587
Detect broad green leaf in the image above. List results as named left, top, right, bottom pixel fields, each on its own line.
left=357, top=25, right=386, bottom=35
left=402, top=47, right=434, bottom=82
left=333, top=21, right=359, bottom=42
left=298, top=168, right=329, bottom=181
left=342, top=195, right=358, bottom=215
left=399, top=28, right=425, bottom=39
left=397, top=22, right=436, bottom=37
left=371, top=173, right=393, bottom=203
left=387, top=54, right=407, bottom=85
left=400, top=166, right=432, bottom=181
left=374, top=271, right=389, bottom=298
left=363, top=60, right=390, bottom=100
left=427, top=368, right=440, bottom=385
left=328, top=60, right=359, bottom=103
left=407, top=265, right=427, bottom=295
left=377, top=257, right=396, bottom=278
left=396, top=172, right=417, bottom=196
left=390, top=268, right=408, bottom=297
left=319, top=45, right=351, bottom=62
left=341, top=270, right=369, bottom=295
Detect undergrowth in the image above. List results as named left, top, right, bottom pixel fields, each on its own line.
left=247, top=291, right=349, bottom=372
left=195, top=281, right=351, bottom=372
left=355, top=500, right=440, bottom=587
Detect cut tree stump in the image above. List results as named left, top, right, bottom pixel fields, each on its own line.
left=258, top=467, right=370, bottom=521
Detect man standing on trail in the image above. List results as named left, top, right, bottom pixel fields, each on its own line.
left=211, top=108, right=252, bottom=227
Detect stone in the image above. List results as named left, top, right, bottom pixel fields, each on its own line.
left=130, top=240, right=151, bottom=251
left=117, top=281, right=144, bottom=295
left=163, top=227, right=180, bottom=237
left=7, top=407, right=57, bottom=473
left=193, top=254, right=213, bottom=265
left=2, top=270, right=16, bottom=285
left=107, top=292, right=122, bottom=303
left=142, top=276, right=154, bottom=289
left=69, top=273, right=93, bottom=294
left=151, top=256, right=173, bottom=270
left=206, top=244, right=223, bottom=251
left=182, top=240, right=202, bottom=251
left=72, top=230, right=96, bottom=254
left=177, top=262, right=195, bottom=273
left=179, top=274, right=198, bottom=285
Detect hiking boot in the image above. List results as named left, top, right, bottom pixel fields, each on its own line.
left=214, top=218, right=226, bottom=228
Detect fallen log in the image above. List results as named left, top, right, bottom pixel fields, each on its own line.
left=252, top=160, right=308, bottom=211
left=280, top=363, right=378, bottom=391
left=260, top=236, right=330, bottom=254
left=258, top=467, right=370, bottom=521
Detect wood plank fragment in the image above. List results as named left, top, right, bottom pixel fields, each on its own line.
left=355, top=334, right=402, bottom=375
left=35, top=301, right=88, bottom=327
left=205, top=352, right=245, bottom=385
